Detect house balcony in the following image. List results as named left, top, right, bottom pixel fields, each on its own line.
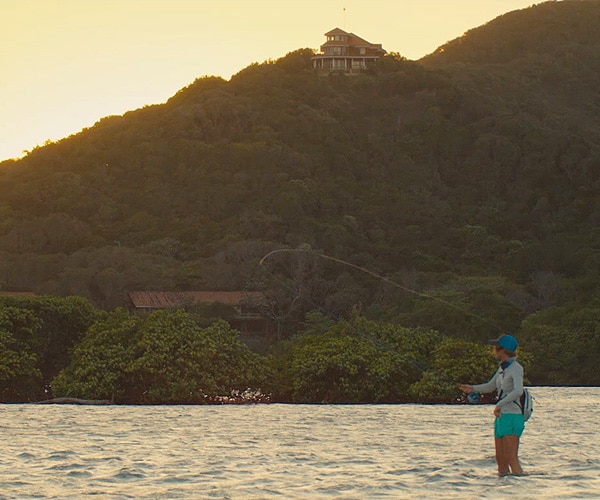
left=311, top=54, right=380, bottom=75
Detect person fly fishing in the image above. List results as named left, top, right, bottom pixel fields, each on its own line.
left=459, top=334, right=525, bottom=476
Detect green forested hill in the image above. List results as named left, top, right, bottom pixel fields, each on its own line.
left=1, top=1, right=599, bottom=383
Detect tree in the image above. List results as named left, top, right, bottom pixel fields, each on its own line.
left=51, top=309, right=141, bottom=401
left=0, top=296, right=100, bottom=385
left=409, top=338, right=496, bottom=401
left=519, top=305, right=600, bottom=385
left=53, top=309, right=268, bottom=403
left=0, top=319, right=42, bottom=401
left=270, top=314, right=494, bottom=403
left=128, top=310, right=220, bottom=403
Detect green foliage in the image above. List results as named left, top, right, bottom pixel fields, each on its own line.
left=269, top=314, right=491, bottom=403
left=0, top=306, right=42, bottom=345
left=519, top=305, right=600, bottom=385
left=0, top=296, right=99, bottom=400
left=0, top=296, right=100, bottom=384
left=8, top=302, right=537, bottom=403
left=426, top=2, right=600, bottom=66
left=408, top=371, right=456, bottom=402
left=387, top=276, right=526, bottom=342
left=275, top=48, right=316, bottom=73
left=51, top=308, right=140, bottom=400
left=128, top=310, right=218, bottom=402
left=409, top=339, right=496, bottom=401
left=53, top=309, right=268, bottom=403
left=286, top=327, right=379, bottom=402
left=0, top=329, right=41, bottom=401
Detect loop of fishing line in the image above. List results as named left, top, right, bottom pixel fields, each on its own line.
left=260, top=248, right=504, bottom=333
left=258, top=247, right=496, bottom=393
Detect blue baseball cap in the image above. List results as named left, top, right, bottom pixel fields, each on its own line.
left=488, top=334, right=518, bottom=351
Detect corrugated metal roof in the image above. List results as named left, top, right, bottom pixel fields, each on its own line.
left=128, top=291, right=265, bottom=309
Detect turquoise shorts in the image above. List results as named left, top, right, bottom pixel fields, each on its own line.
left=494, top=413, right=525, bottom=438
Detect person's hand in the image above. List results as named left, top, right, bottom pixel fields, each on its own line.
left=458, top=384, right=473, bottom=394
left=493, top=406, right=501, bottom=418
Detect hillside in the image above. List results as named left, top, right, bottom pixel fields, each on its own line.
left=423, top=1, right=600, bottom=151
left=1, top=1, right=599, bottom=383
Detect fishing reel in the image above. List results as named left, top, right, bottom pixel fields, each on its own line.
left=466, top=392, right=481, bottom=404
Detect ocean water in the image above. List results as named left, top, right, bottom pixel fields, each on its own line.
left=0, top=387, right=598, bottom=499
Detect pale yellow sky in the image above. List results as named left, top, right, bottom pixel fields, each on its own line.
left=1, top=0, right=537, bottom=161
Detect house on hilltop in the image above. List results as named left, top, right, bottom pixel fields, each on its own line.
left=312, top=28, right=386, bottom=74
left=128, top=291, right=276, bottom=352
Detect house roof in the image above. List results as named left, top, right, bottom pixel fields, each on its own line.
left=320, top=27, right=385, bottom=53
left=128, top=291, right=265, bottom=309
left=325, top=27, right=348, bottom=36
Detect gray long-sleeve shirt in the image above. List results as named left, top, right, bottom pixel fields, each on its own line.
left=472, top=357, right=524, bottom=415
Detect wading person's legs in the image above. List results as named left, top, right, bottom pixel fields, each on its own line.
left=503, top=435, right=523, bottom=475
left=494, top=413, right=525, bottom=475
left=494, top=438, right=510, bottom=475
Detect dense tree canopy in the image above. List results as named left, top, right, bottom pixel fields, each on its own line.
left=0, top=296, right=99, bottom=401
left=52, top=309, right=268, bottom=404
left=51, top=308, right=502, bottom=404
left=0, top=296, right=516, bottom=404
left=265, top=313, right=495, bottom=403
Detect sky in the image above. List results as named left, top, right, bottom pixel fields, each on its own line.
left=1, top=0, right=537, bottom=162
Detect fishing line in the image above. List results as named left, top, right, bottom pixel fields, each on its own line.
left=260, top=248, right=505, bottom=333
left=258, top=247, right=475, bottom=393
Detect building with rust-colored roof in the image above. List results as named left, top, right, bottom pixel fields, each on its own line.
left=312, top=28, right=386, bottom=74
left=128, top=291, right=265, bottom=311
left=128, top=291, right=275, bottom=352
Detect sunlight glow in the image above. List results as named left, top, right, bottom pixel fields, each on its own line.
left=0, top=0, right=536, bottom=161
